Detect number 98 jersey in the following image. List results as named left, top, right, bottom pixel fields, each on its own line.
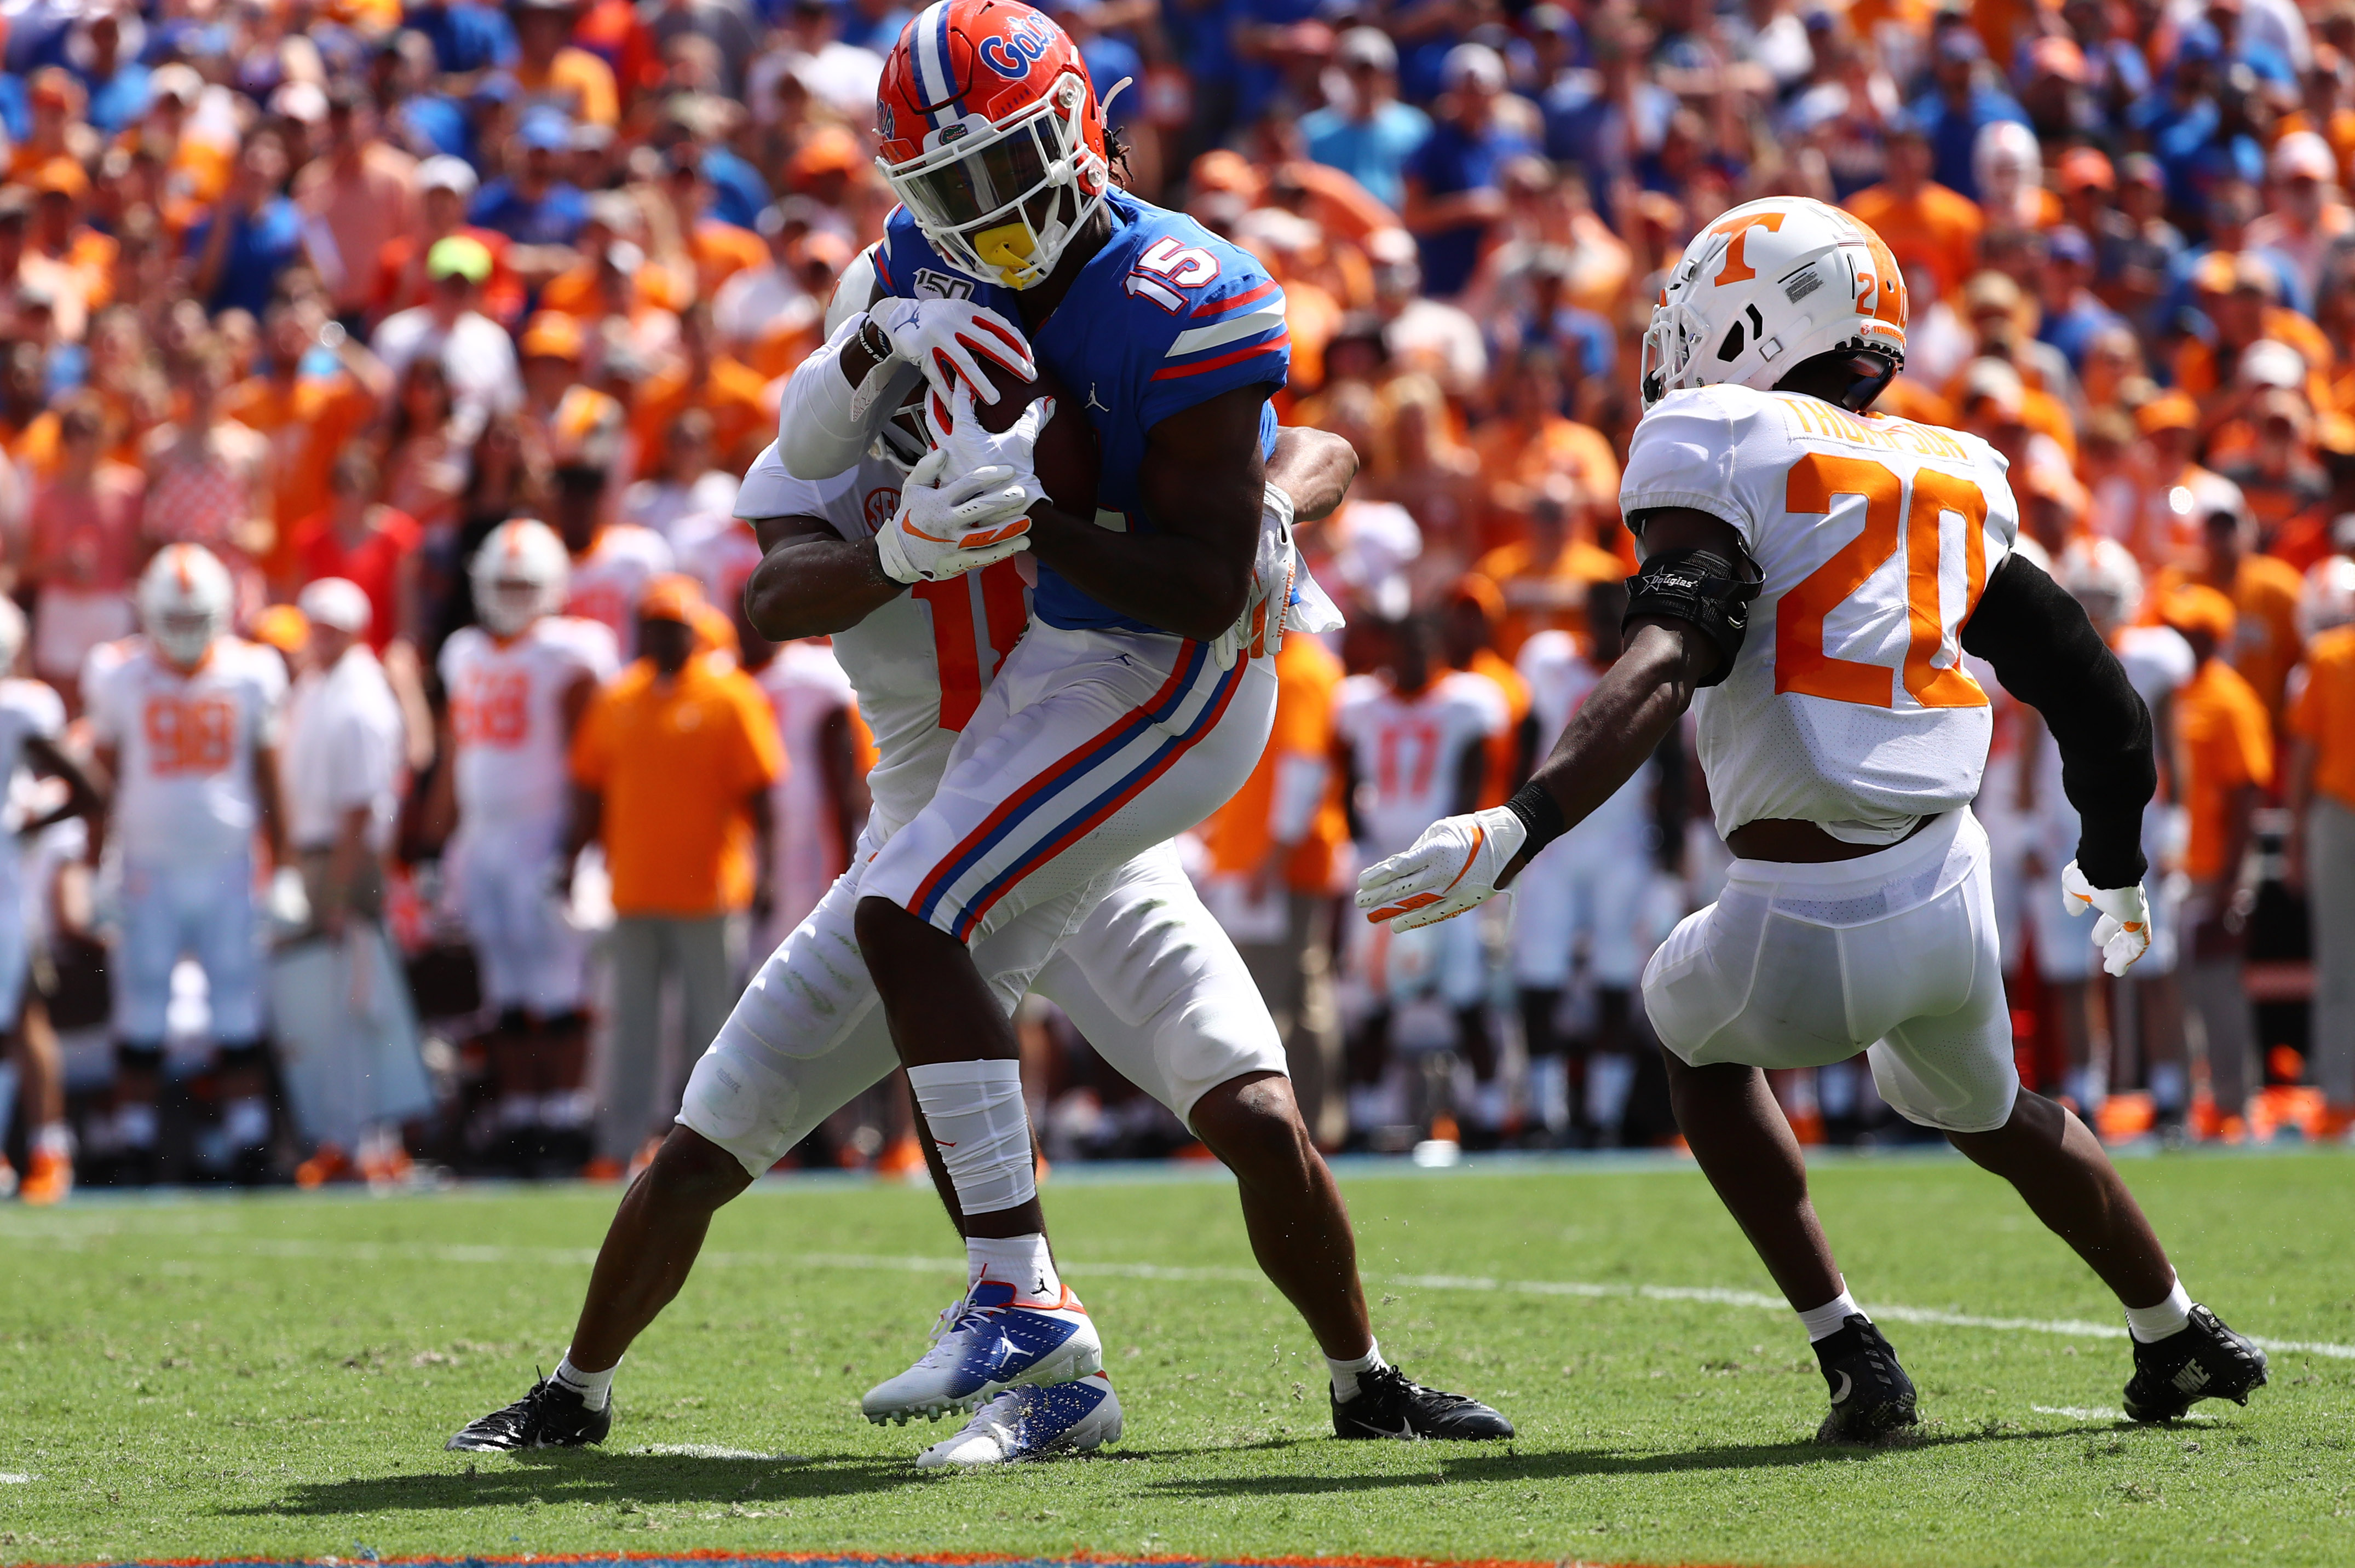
left=83, top=637, right=288, bottom=866
left=1620, top=383, right=2020, bottom=844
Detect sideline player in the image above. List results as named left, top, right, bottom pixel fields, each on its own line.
left=0, top=598, right=102, bottom=1202
left=424, top=521, right=620, bottom=1175
left=1357, top=198, right=2267, bottom=1438
left=86, top=545, right=293, bottom=1185
left=1332, top=614, right=1508, bottom=1144
left=446, top=360, right=1508, bottom=1466
left=771, top=1, right=1329, bottom=1414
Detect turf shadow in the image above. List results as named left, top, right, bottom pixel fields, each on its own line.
left=220, top=1451, right=934, bottom=1518
left=1136, top=1422, right=2120, bottom=1496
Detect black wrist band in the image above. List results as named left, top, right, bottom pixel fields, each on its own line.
left=1504, top=781, right=1565, bottom=857
left=859, top=315, right=893, bottom=364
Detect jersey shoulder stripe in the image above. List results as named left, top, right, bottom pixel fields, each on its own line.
left=1165, top=301, right=1289, bottom=360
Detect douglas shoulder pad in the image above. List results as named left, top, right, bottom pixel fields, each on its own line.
left=1623, top=547, right=1761, bottom=688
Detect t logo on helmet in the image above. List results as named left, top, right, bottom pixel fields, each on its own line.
left=1708, top=209, right=1787, bottom=286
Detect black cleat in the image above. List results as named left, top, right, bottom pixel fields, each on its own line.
left=1813, top=1315, right=1918, bottom=1443
left=2123, top=1304, right=2267, bottom=1423
left=445, top=1375, right=612, bottom=1452
left=1332, top=1363, right=1514, bottom=1440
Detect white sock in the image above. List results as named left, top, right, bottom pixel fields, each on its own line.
left=116, top=1102, right=159, bottom=1150
left=1586, top=1052, right=1636, bottom=1130
left=34, top=1121, right=72, bottom=1158
left=906, top=1059, right=1035, bottom=1216
left=552, top=1351, right=618, bottom=1411
left=539, top=1089, right=594, bottom=1129
left=2123, top=1272, right=2193, bottom=1344
left=1798, top=1284, right=1864, bottom=1342
left=1326, top=1339, right=1386, bottom=1401
left=498, top=1094, right=538, bottom=1129
left=967, top=1232, right=1060, bottom=1300
left=224, top=1095, right=271, bottom=1150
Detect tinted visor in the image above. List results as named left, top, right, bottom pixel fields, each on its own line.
left=901, top=122, right=1052, bottom=229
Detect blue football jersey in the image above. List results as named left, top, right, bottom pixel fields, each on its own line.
left=874, top=189, right=1291, bottom=635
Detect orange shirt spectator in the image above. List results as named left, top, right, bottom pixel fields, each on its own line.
left=1467, top=487, right=1624, bottom=657
left=630, top=345, right=770, bottom=470
left=570, top=593, right=784, bottom=918
left=220, top=327, right=379, bottom=584
left=2165, top=586, right=2275, bottom=883
left=1199, top=633, right=1349, bottom=892
left=517, top=47, right=621, bottom=128
left=2150, top=518, right=2306, bottom=720
left=2289, top=625, right=2355, bottom=811
left=1842, top=140, right=1982, bottom=300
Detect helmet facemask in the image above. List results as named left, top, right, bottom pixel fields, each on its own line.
left=882, top=72, right=1107, bottom=290
left=475, top=575, right=554, bottom=637
left=149, top=609, right=222, bottom=669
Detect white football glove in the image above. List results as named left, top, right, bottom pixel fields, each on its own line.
left=1211, top=482, right=1298, bottom=671
left=1355, top=806, right=1528, bottom=931
left=874, top=446, right=1035, bottom=585
left=267, top=864, right=312, bottom=930
left=926, top=379, right=1050, bottom=521
left=2061, top=860, right=2152, bottom=976
left=868, top=297, right=1035, bottom=404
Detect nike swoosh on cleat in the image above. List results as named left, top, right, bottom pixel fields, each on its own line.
left=1353, top=1419, right=1418, bottom=1439
left=1829, top=1371, right=1853, bottom=1405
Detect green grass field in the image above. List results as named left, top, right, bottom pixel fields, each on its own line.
left=2, top=1150, right=2352, bottom=1568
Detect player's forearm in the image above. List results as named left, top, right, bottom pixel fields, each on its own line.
left=778, top=315, right=912, bottom=480
left=1268, top=428, right=1360, bottom=523
left=744, top=534, right=902, bottom=641
left=1024, top=503, right=1253, bottom=640
left=1523, top=623, right=1703, bottom=853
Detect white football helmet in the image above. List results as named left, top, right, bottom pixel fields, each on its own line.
left=0, top=593, right=24, bottom=675
left=470, top=518, right=571, bottom=637
left=2299, top=554, right=2355, bottom=641
left=2057, top=535, right=2145, bottom=639
left=137, top=544, right=234, bottom=668
left=1640, top=197, right=1908, bottom=411
left=830, top=243, right=930, bottom=472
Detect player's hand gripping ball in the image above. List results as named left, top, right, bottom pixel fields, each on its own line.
left=932, top=351, right=1101, bottom=519
left=2061, top=860, right=2152, bottom=976
left=875, top=440, right=1040, bottom=585
left=1356, top=806, right=1530, bottom=931
left=869, top=297, right=1035, bottom=404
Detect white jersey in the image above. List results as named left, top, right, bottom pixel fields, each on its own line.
left=0, top=677, right=65, bottom=886
left=1517, top=630, right=1652, bottom=851
left=734, top=443, right=1032, bottom=833
left=85, top=637, right=286, bottom=865
left=754, top=639, right=859, bottom=928
left=1620, top=383, right=2020, bottom=843
left=565, top=524, right=674, bottom=655
left=676, top=514, right=765, bottom=623
left=1334, top=670, right=1510, bottom=858
left=439, top=616, right=620, bottom=831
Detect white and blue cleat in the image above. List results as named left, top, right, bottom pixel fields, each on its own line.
left=915, top=1372, right=1123, bottom=1468
left=861, top=1279, right=1103, bottom=1425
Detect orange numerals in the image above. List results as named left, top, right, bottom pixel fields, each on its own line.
left=453, top=670, right=531, bottom=747
left=912, top=560, right=1029, bottom=730
left=1775, top=453, right=1989, bottom=710
left=1375, top=718, right=1444, bottom=800
left=142, top=695, right=237, bottom=776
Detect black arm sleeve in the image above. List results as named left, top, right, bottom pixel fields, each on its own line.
left=1959, top=552, right=2156, bottom=888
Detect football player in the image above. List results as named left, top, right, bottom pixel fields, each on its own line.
left=1358, top=198, right=2268, bottom=1438
left=771, top=0, right=1335, bottom=1417
left=86, top=545, right=292, bottom=1185
left=426, top=520, right=620, bottom=1175
left=0, top=597, right=101, bottom=1203
left=444, top=247, right=1507, bottom=1465
left=1332, top=614, right=1509, bottom=1145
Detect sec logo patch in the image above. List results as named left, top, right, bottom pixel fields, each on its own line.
left=866, top=488, right=901, bottom=534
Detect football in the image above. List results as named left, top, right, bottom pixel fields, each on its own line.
left=959, top=356, right=1100, bottom=520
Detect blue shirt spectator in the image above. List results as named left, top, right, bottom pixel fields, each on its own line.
left=2037, top=229, right=2129, bottom=371
left=1403, top=45, right=1534, bottom=299
left=1300, top=28, right=1430, bottom=211
left=470, top=111, right=588, bottom=245
left=186, top=198, right=307, bottom=318
left=1908, top=28, right=2029, bottom=201
left=402, top=0, right=518, bottom=75
left=699, top=145, right=773, bottom=232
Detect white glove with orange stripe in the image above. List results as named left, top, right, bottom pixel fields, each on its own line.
left=1355, top=806, right=1528, bottom=931
left=868, top=297, right=1035, bottom=405
left=874, top=443, right=1037, bottom=585
left=2061, top=860, right=2152, bottom=976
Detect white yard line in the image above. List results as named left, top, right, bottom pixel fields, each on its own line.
left=14, top=1231, right=2352, bottom=1362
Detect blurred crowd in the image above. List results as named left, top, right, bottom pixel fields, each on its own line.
left=2, top=0, right=2354, bottom=1203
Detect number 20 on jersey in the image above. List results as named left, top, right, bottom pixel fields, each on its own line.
left=1776, top=453, right=1990, bottom=710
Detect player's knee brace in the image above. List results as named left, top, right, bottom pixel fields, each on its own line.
left=216, top=1038, right=270, bottom=1073
left=116, top=1040, right=166, bottom=1075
